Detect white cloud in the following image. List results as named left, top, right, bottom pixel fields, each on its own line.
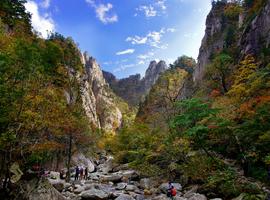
left=136, top=0, right=167, bottom=18
left=138, top=60, right=145, bottom=65
left=156, top=0, right=167, bottom=10
left=96, top=3, right=118, bottom=24
left=137, top=5, right=157, bottom=17
left=116, top=49, right=135, bottom=55
left=25, top=1, right=55, bottom=38
left=126, top=36, right=148, bottom=45
left=41, top=0, right=51, bottom=8
left=85, top=0, right=118, bottom=24
left=127, top=28, right=172, bottom=49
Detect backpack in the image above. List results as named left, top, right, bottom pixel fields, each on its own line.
left=171, top=188, right=177, bottom=196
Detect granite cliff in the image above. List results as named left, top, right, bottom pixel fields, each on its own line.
left=80, top=52, right=123, bottom=132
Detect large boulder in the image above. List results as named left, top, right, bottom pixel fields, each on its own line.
left=14, top=179, right=66, bottom=200
left=72, top=153, right=96, bottom=173
left=101, top=174, right=122, bottom=183
left=97, top=156, right=114, bottom=173
left=80, top=188, right=109, bottom=200
left=115, top=194, right=135, bottom=200
left=121, top=170, right=140, bottom=181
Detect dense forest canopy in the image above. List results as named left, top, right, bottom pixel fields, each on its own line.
left=0, top=0, right=270, bottom=199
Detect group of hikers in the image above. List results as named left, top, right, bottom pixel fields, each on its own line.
left=74, top=166, right=88, bottom=180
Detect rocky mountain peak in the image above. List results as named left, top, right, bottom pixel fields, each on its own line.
left=103, top=60, right=167, bottom=106
left=143, top=60, right=167, bottom=92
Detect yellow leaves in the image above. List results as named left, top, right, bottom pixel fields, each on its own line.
left=228, top=55, right=259, bottom=102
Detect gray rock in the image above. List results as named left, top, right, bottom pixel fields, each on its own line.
left=62, top=191, right=79, bottom=200
left=115, top=194, right=135, bottom=200
left=152, top=194, right=169, bottom=200
left=121, top=170, right=140, bottom=180
left=74, top=185, right=85, bottom=194
left=80, top=188, right=109, bottom=200
left=26, top=179, right=66, bottom=200
left=210, top=199, right=222, bottom=200
left=98, top=156, right=114, bottom=173
left=113, top=164, right=130, bottom=172
left=183, top=185, right=199, bottom=198
left=188, top=193, right=207, bottom=200
left=116, top=182, right=127, bottom=190
left=101, top=173, right=122, bottom=183
left=135, top=194, right=145, bottom=200
left=126, top=184, right=138, bottom=191
left=139, top=178, right=152, bottom=190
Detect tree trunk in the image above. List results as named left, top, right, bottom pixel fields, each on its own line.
left=66, top=134, right=72, bottom=182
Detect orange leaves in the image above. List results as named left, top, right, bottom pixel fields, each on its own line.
left=238, top=95, right=270, bottom=117
left=210, top=89, right=222, bottom=98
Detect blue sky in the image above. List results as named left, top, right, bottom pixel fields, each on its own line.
left=25, top=0, right=212, bottom=78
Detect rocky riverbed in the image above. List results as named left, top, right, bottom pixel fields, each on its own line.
left=45, top=154, right=221, bottom=200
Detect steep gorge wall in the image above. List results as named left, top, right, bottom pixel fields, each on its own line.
left=184, top=0, right=270, bottom=97
left=80, top=52, right=122, bottom=131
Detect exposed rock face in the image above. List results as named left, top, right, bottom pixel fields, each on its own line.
left=240, top=0, right=270, bottom=55
left=103, top=60, right=167, bottom=106
left=141, top=60, right=167, bottom=92
left=193, top=3, right=225, bottom=83
left=80, top=52, right=122, bottom=131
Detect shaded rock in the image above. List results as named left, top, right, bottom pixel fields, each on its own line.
left=115, top=194, right=135, bottom=200
left=80, top=188, right=109, bottom=200
left=121, top=170, right=140, bottom=180
left=135, top=194, right=145, bottom=200
left=188, top=193, right=207, bottom=200
left=15, top=179, right=66, bottom=200
left=48, top=178, right=65, bottom=192
left=113, top=164, right=130, bottom=172
left=183, top=185, right=199, bottom=198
